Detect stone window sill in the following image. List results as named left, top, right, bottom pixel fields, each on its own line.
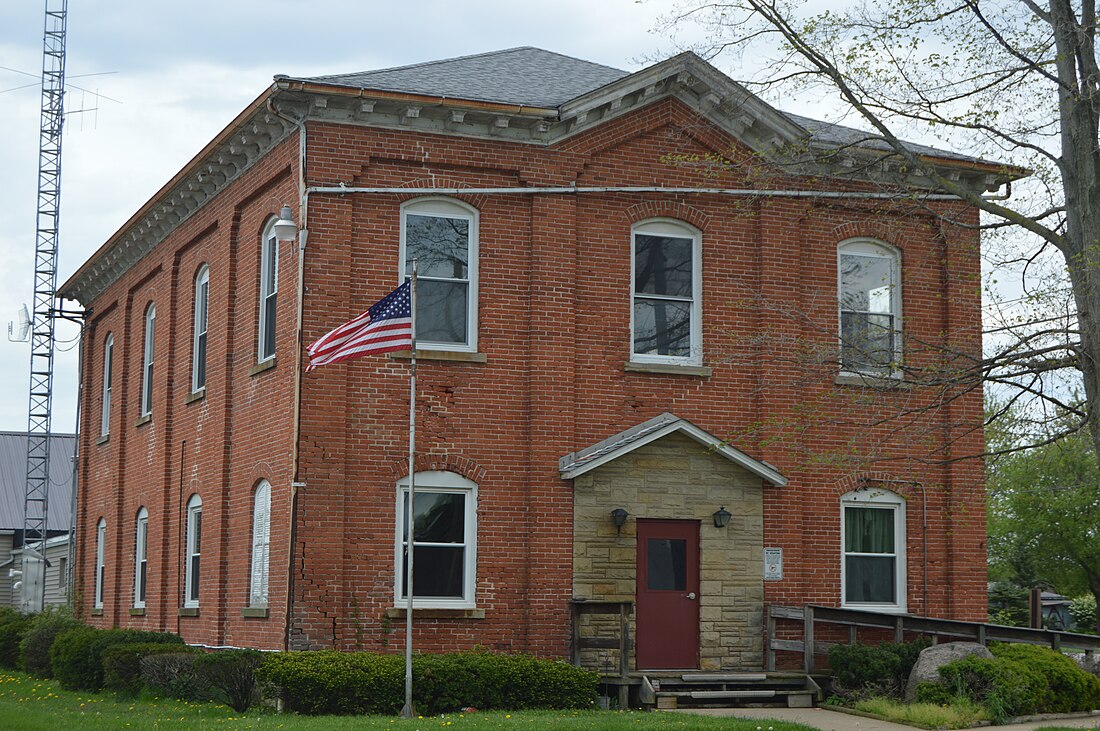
left=385, top=607, right=484, bottom=620
left=624, top=361, right=712, bottom=377
left=249, top=358, right=277, bottom=377
left=184, top=388, right=206, bottom=404
left=389, top=350, right=487, bottom=363
left=241, top=607, right=269, bottom=619
left=95, top=434, right=110, bottom=446
left=835, top=373, right=911, bottom=390
left=178, top=607, right=199, bottom=617
left=135, top=414, right=152, bottom=428
left=91, top=608, right=103, bottom=616
left=129, top=608, right=146, bottom=616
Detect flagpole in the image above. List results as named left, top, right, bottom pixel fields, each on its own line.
left=401, top=260, right=418, bottom=719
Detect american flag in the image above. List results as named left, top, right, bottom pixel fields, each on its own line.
left=306, top=281, right=412, bottom=370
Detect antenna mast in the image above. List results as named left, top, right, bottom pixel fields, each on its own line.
left=19, top=0, right=68, bottom=613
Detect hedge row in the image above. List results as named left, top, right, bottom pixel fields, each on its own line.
left=915, top=643, right=1100, bottom=721
left=255, top=650, right=599, bottom=715
left=50, top=627, right=183, bottom=691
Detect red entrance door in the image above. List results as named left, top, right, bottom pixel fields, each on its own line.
left=636, top=519, right=700, bottom=669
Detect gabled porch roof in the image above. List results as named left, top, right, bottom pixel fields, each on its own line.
left=559, top=412, right=787, bottom=486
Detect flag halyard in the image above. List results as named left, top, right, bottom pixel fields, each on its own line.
left=306, top=281, right=412, bottom=369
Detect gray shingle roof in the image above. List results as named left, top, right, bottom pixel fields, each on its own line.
left=302, top=46, right=628, bottom=108
left=0, top=432, right=74, bottom=531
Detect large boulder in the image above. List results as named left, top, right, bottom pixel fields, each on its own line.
left=904, top=642, right=993, bottom=701
left=1072, top=652, right=1100, bottom=678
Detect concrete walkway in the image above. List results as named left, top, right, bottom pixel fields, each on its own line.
left=678, top=707, right=1100, bottom=730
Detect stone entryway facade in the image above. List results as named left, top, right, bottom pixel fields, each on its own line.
left=570, top=426, right=776, bottom=671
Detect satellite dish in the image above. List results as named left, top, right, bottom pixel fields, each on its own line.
left=7, top=305, right=30, bottom=342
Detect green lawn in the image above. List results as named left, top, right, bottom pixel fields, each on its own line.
left=0, top=672, right=818, bottom=730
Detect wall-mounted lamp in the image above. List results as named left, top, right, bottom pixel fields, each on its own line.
left=610, top=508, right=629, bottom=534
left=713, top=506, right=732, bottom=528
left=273, top=205, right=297, bottom=242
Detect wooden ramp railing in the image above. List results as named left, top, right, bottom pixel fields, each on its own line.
left=768, top=604, right=1100, bottom=672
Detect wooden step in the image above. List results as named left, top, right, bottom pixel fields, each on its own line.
left=689, top=690, right=777, bottom=699
left=682, top=673, right=767, bottom=682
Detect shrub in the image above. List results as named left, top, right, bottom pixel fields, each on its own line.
left=141, top=652, right=211, bottom=701
left=193, top=649, right=264, bottom=713
left=827, top=637, right=931, bottom=698
left=931, top=655, right=1047, bottom=722
left=1070, top=594, right=1098, bottom=633
left=989, top=643, right=1100, bottom=712
left=19, top=606, right=82, bottom=678
left=50, top=627, right=184, bottom=691
left=0, top=608, right=32, bottom=670
left=256, top=650, right=598, bottom=716
left=103, top=642, right=199, bottom=697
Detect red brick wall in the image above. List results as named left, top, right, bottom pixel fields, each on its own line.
left=76, top=94, right=986, bottom=659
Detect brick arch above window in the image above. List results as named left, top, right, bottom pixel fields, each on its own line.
left=624, top=202, right=710, bottom=231
left=832, top=472, right=919, bottom=499
left=830, top=222, right=915, bottom=253
left=394, top=177, right=488, bottom=211
left=385, top=452, right=487, bottom=484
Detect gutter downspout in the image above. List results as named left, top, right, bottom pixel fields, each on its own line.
left=267, top=99, right=308, bottom=652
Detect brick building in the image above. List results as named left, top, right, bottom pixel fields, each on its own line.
left=60, top=48, right=1016, bottom=669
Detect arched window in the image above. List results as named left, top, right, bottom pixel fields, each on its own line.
left=400, top=198, right=478, bottom=351
left=631, top=219, right=702, bottom=364
left=249, top=480, right=271, bottom=608
left=192, top=265, right=209, bottom=392
left=838, top=240, right=901, bottom=375
left=141, top=303, right=156, bottom=416
left=134, top=507, right=148, bottom=609
left=258, top=220, right=279, bottom=362
left=184, top=494, right=202, bottom=608
left=394, top=471, right=477, bottom=609
left=100, top=333, right=113, bottom=436
left=94, top=518, right=106, bottom=609
left=841, top=487, right=906, bottom=611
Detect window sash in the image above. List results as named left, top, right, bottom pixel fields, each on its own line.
left=259, top=233, right=278, bottom=361
left=631, top=226, right=700, bottom=364
left=134, top=515, right=148, bottom=608
left=401, top=206, right=476, bottom=350
left=192, top=270, right=209, bottom=392
left=839, top=247, right=900, bottom=374
left=842, top=503, right=901, bottom=607
left=185, top=506, right=202, bottom=606
left=250, top=483, right=271, bottom=607
left=395, top=483, right=475, bottom=606
left=94, top=522, right=106, bottom=608
left=100, top=336, right=113, bottom=436
left=141, top=308, right=155, bottom=416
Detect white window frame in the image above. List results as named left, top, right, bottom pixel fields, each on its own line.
left=184, top=494, right=202, bottom=608
left=841, top=488, right=906, bottom=613
left=393, top=471, right=477, bottom=609
left=192, top=265, right=209, bottom=393
left=141, top=303, right=156, bottom=416
left=94, top=518, right=106, bottom=609
left=630, top=219, right=703, bottom=365
left=249, top=480, right=271, bottom=608
left=134, top=507, right=148, bottom=609
left=258, top=220, right=279, bottom=362
left=399, top=198, right=479, bottom=352
left=838, top=239, right=902, bottom=376
left=100, top=333, right=113, bottom=436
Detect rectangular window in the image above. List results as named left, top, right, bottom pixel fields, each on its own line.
left=401, top=200, right=477, bottom=350
left=185, top=501, right=202, bottom=607
left=58, top=556, right=67, bottom=594
left=94, top=521, right=106, bottom=609
left=250, top=482, right=271, bottom=608
left=192, top=267, right=209, bottom=392
left=141, top=305, right=156, bottom=416
left=259, top=231, right=278, bottom=361
left=839, top=243, right=900, bottom=374
left=843, top=505, right=900, bottom=606
left=395, top=475, right=476, bottom=608
left=134, top=512, right=148, bottom=608
left=100, top=335, right=113, bottom=436
left=631, top=221, right=701, bottom=364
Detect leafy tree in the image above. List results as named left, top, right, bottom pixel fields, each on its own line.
left=986, top=408, right=1100, bottom=631
left=659, top=1, right=1100, bottom=454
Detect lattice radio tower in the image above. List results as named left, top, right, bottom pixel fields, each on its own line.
left=19, top=0, right=69, bottom=613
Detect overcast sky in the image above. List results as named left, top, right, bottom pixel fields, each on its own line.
left=0, top=1, right=731, bottom=433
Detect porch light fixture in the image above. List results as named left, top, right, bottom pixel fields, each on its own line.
left=273, top=205, right=297, bottom=242
left=713, top=506, right=732, bottom=528
left=610, top=508, right=629, bottom=533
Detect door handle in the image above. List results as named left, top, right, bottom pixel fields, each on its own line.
left=686, top=592, right=696, bottom=600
